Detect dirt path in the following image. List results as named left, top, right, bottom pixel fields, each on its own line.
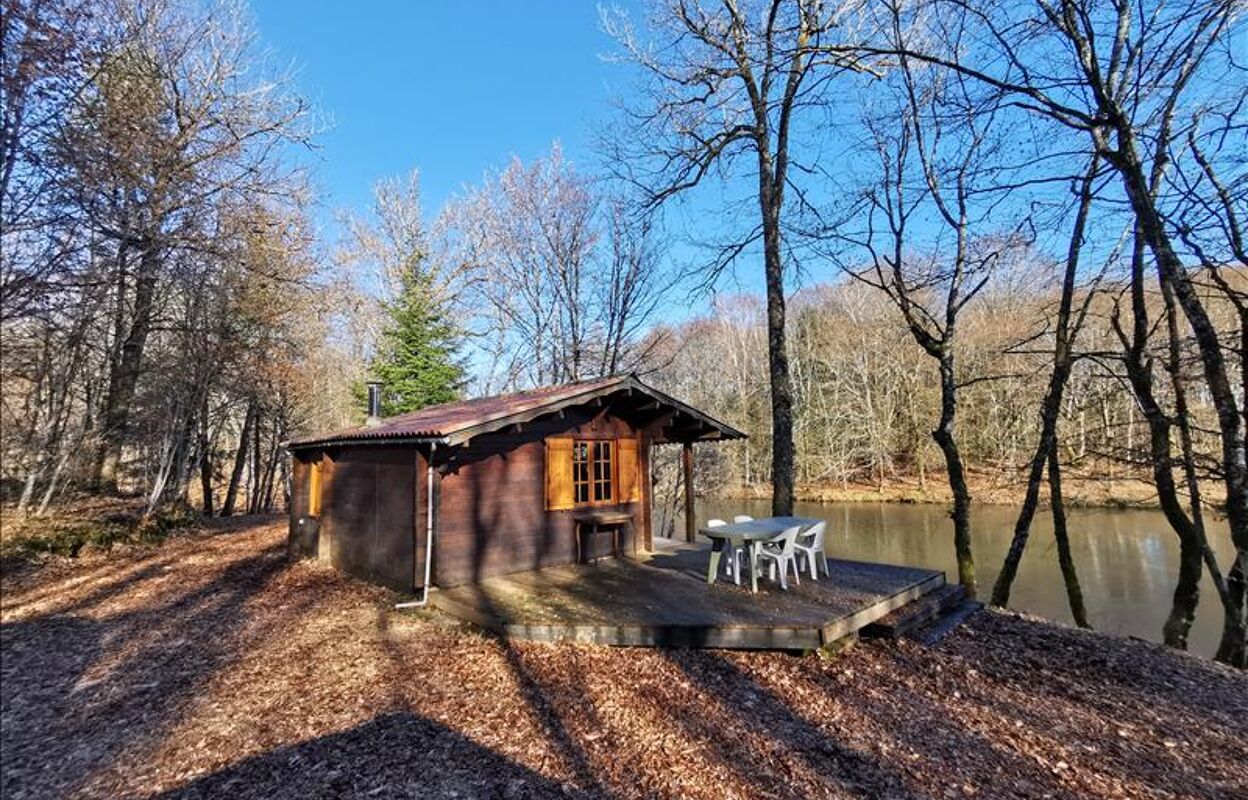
left=2, top=518, right=1245, bottom=799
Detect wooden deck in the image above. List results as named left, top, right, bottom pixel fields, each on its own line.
left=431, top=542, right=945, bottom=650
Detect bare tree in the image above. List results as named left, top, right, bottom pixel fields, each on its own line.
left=599, top=201, right=672, bottom=376
left=441, top=145, right=673, bottom=391
left=603, top=0, right=877, bottom=515
left=0, top=0, right=330, bottom=523
left=49, top=0, right=310, bottom=492
left=836, top=33, right=1031, bottom=598
left=0, top=0, right=95, bottom=324
left=993, top=157, right=1105, bottom=614
left=1171, top=103, right=1248, bottom=662
left=864, top=0, right=1247, bottom=665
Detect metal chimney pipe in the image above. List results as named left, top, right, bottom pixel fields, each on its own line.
left=366, top=381, right=383, bottom=426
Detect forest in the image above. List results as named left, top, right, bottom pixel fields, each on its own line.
left=2, top=0, right=1245, bottom=668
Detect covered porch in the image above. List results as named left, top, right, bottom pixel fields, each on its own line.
left=431, top=541, right=946, bottom=650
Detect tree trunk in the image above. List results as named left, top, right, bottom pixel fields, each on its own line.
left=15, top=464, right=43, bottom=516
left=993, top=159, right=1097, bottom=606
left=248, top=407, right=263, bottom=514
left=759, top=188, right=795, bottom=517
left=682, top=441, right=695, bottom=544
left=1048, top=439, right=1089, bottom=628
left=257, top=419, right=281, bottom=513
left=1125, top=334, right=1205, bottom=649
left=1221, top=301, right=1248, bottom=666
left=35, top=449, right=71, bottom=516
left=1219, top=554, right=1248, bottom=666
left=95, top=243, right=160, bottom=493
left=199, top=396, right=214, bottom=515
left=1162, top=280, right=1245, bottom=663
left=145, top=425, right=180, bottom=514
left=260, top=439, right=280, bottom=513
left=933, top=354, right=976, bottom=599
left=992, top=364, right=1069, bottom=607
left=1115, top=230, right=1207, bottom=652
left=1123, top=319, right=1203, bottom=650
left=220, top=398, right=256, bottom=517
left=170, top=403, right=197, bottom=506
left=1163, top=510, right=1205, bottom=650
left=1113, top=137, right=1248, bottom=656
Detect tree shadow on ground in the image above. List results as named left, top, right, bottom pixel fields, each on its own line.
left=949, top=611, right=1248, bottom=722
left=452, top=584, right=617, bottom=797
left=0, top=540, right=291, bottom=799
left=439, top=464, right=621, bottom=798
left=1, top=515, right=275, bottom=613
left=877, top=612, right=1248, bottom=796
left=787, top=650, right=1092, bottom=799
left=150, top=711, right=591, bottom=800
left=658, top=648, right=929, bottom=799
left=0, top=614, right=103, bottom=798
left=2, top=557, right=175, bottom=618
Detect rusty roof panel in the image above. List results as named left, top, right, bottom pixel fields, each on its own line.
left=287, top=374, right=745, bottom=449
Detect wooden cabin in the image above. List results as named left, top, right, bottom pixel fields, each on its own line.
left=286, top=375, right=745, bottom=592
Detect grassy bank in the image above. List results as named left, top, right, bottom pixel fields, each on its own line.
left=2, top=515, right=1244, bottom=799
left=0, top=498, right=203, bottom=572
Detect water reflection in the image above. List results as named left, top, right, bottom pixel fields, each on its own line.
left=667, top=498, right=1234, bottom=658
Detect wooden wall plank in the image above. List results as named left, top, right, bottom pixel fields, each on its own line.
left=319, top=444, right=417, bottom=592
left=435, top=408, right=648, bottom=587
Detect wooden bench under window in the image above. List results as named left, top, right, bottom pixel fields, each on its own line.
left=573, top=510, right=633, bottom=563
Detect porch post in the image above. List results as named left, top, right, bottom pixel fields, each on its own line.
left=683, top=441, right=695, bottom=543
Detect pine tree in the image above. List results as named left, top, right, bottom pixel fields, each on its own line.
left=368, top=270, right=463, bottom=415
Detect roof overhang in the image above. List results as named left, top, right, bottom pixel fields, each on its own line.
left=286, top=374, right=745, bottom=451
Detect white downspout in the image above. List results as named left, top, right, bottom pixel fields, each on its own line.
left=396, top=441, right=437, bottom=609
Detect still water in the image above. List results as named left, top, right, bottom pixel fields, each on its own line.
left=670, top=498, right=1235, bottom=658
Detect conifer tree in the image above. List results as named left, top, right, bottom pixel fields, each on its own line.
left=368, top=269, right=463, bottom=415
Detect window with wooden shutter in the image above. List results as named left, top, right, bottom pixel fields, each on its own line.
left=617, top=438, right=640, bottom=503
left=545, top=438, right=575, bottom=510
left=308, top=458, right=323, bottom=517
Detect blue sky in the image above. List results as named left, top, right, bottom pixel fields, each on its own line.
left=251, top=1, right=788, bottom=307
left=246, top=2, right=1089, bottom=312
left=251, top=2, right=629, bottom=234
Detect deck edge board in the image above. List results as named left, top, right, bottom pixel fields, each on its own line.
left=430, top=556, right=945, bottom=651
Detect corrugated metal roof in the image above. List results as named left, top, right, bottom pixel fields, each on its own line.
left=287, top=374, right=745, bottom=449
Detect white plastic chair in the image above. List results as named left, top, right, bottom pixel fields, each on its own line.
left=708, top=519, right=746, bottom=585
left=794, top=521, right=828, bottom=580
left=729, top=517, right=754, bottom=585
left=754, top=525, right=802, bottom=590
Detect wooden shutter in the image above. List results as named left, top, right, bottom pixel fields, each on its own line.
left=617, top=438, right=640, bottom=503
left=308, top=459, right=323, bottom=517
left=545, top=438, right=575, bottom=510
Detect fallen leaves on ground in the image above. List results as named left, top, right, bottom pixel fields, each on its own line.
left=1, top=517, right=1244, bottom=799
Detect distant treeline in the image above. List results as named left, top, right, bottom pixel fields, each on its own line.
left=646, top=278, right=1239, bottom=500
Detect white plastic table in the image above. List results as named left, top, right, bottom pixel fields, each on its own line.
left=700, top=516, right=822, bottom=593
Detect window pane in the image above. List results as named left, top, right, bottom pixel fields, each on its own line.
left=573, top=442, right=589, bottom=503
left=592, top=441, right=613, bottom=502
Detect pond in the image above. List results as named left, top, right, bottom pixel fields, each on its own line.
left=669, top=498, right=1235, bottom=658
